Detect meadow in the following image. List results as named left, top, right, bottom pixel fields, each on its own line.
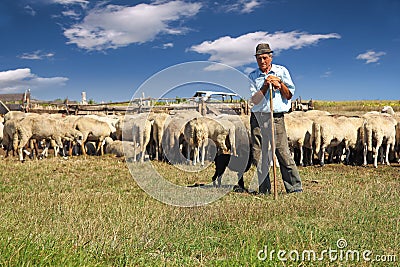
left=0, top=100, right=399, bottom=266
left=0, top=156, right=399, bottom=266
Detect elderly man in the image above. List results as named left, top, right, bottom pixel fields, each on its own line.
left=248, top=43, right=303, bottom=195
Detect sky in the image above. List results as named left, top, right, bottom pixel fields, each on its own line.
left=0, top=0, right=399, bottom=102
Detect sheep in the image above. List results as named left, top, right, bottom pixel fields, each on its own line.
left=381, top=106, right=398, bottom=116
left=121, top=113, right=154, bottom=162
left=84, top=114, right=121, bottom=139
left=16, top=115, right=82, bottom=161
left=313, top=115, right=364, bottom=166
left=183, top=117, right=209, bottom=166
left=199, top=116, right=231, bottom=155
left=362, top=113, right=397, bottom=167
left=32, top=114, right=83, bottom=158
left=104, top=136, right=124, bottom=157
left=213, top=117, right=237, bottom=156
left=210, top=113, right=256, bottom=188
left=0, top=121, right=3, bottom=148
left=162, top=110, right=202, bottom=164
left=284, top=113, right=314, bottom=166
left=2, top=119, right=20, bottom=157
left=381, top=106, right=400, bottom=162
left=341, top=116, right=365, bottom=165
left=132, top=114, right=154, bottom=163
left=148, top=112, right=169, bottom=161
left=2, top=113, right=40, bottom=157
left=3, top=111, right=26, bottom=123
left=396, top=122, right=400, bottom=162
left=295, top=110, right=331, bottom=119
left=73, top=116, right=112, bottom=156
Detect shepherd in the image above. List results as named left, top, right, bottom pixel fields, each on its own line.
left=248, top=43, right=303, bottom=195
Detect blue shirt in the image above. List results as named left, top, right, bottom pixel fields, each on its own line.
left=249, top=64, right=295, bottom=113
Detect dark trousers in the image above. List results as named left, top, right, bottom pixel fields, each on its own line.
left=251, top=112, right=302, bottom=193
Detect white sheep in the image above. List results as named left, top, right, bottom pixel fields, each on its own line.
left=215, top=114, right=251, bottom=156
left=3, top=111, right=26, bottom=123
left=189, top=117, right=227, bottom=156
left=73, top=116, right=112, bottom=156
left=0, top=121, right=4, bottom=149
left=183, top=117, right=209, bottom=166
left=16, top=115, right=76, bottom=161
left=381, top=106, right=400, bottom=162
left=162, top=110, right=202, bottom=164
left=213, top=117, right=237, bottom=156
left=148, top=112, right=169, bottom=160
left=2, top=113, right=41, bottom=158
left=122, top=113, right=154, bottom=162
left=284, top=113, right=314, bottom=166
left=104, top=136, right=125, bottom=157
left=363, top=112, right=397, bottom=167
left=313, top=115, right=363, bottom=166
left=296, top=110, right=331, bottom=118
left=84, top=114, right=121, bottom=139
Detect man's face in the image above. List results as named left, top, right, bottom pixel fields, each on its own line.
left=256, top=53, right=272, bottom=72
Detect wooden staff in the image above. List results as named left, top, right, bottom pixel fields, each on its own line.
left=268, top=83, right=278, bottom=200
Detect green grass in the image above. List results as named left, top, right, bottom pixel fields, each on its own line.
left=313, top=100, right=400, bottom=116
left=0, top=156, right=399, bottom=266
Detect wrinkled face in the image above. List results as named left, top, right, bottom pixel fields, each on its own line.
left=256, top=53, right=272, bottom=73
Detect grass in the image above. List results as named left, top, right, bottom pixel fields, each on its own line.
left=0, top=155, right=399, bottom=266
left=312, top=100, right=400, bottom=116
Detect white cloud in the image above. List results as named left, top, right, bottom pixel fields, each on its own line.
left=51, top=0, right=89, bottom=6
left=241, top=0, right=262, bottom=13
left=24, top=5, right=37, bottom=16
left=0, top=68, right=68, bottom=93
left=215, top=0, right=262, bottom=14
left=356, top=50, right=386, bottom=64
left=321, top=70, right=332, bottom=78
left=162, top=43, right=174, bottom=49
left=189, top=31, right=341, bottom=68
left=63, top=1, right=202, bottom=51
left=18, top=50, right=55, bottom=60
left=62, top=9, right=82, bottom=20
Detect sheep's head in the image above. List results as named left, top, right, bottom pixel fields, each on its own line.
left=382, top=106, right=395, bottom=115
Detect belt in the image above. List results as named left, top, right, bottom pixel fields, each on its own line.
left=252, top=111, right=284, bottom=118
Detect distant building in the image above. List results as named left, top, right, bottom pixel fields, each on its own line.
left=0, top=92, right=30, bottom=114
left=0, top=92, right=29, bottom=103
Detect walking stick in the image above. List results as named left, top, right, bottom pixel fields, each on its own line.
left=268, top=83, right=278, bottom=200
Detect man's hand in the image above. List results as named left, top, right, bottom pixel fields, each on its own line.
left=265, top=75, right=282, bottom=90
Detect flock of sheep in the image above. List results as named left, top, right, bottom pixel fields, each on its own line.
left=285, top=106, right=400, bottom=168
left=0, top=106, right=399, bottom=169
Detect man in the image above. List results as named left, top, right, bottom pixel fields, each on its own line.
left=248, top=43, right=303, bottom=194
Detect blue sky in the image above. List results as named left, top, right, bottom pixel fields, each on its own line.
left=0, top=0, right=399, bottom=102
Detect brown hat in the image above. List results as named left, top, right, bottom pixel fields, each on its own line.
left=255, top=43, right=273, bottom=55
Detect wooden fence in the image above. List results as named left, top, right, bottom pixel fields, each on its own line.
left=5, top=97, right=249, bottom=116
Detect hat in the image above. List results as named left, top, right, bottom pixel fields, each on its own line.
left=255, top=43, right=273, bottom=55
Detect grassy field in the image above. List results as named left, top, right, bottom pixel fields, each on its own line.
left=312, top=100, right=400, bottom=116
left=1, top=100, right=399, bottom=266
left=0, top=155, right=399, bottom=266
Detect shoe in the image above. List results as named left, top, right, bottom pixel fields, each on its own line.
left=289, top=189, right=303, bottom=194
left=233, top=185, right=248, bottom=193
left=249, top=190, right=270, bottom=196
